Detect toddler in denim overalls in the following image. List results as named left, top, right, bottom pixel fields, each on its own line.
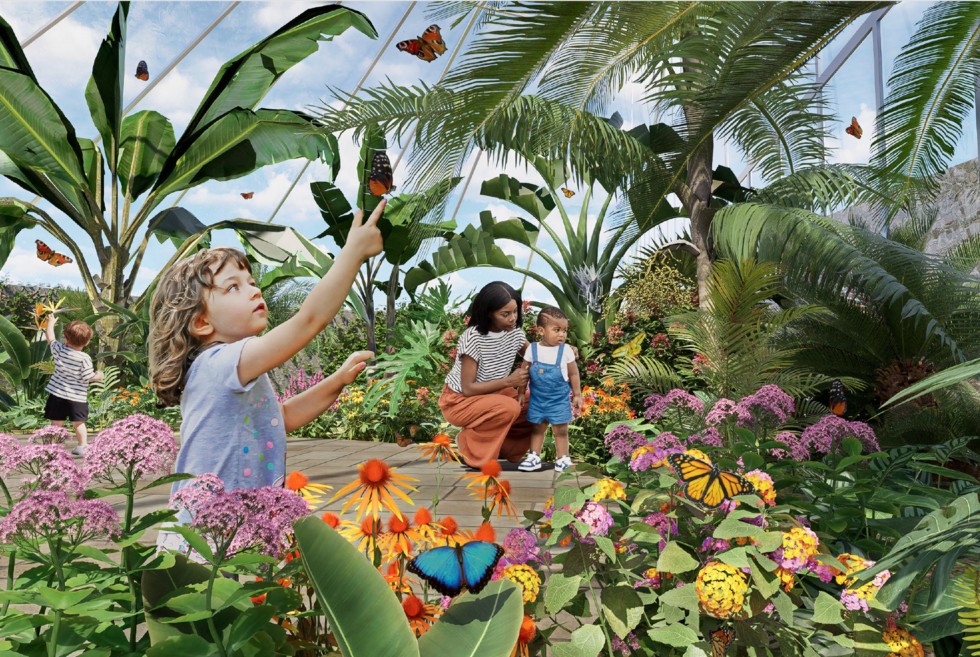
left=518, top=307, right=583, bottom=472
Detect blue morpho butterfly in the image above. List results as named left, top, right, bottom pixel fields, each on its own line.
left=407, top=540, right=503, bottom=597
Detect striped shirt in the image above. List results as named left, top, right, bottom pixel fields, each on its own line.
left=45, top=340, right=94, bottom=403
left=445, top=326, right=527, bottom=393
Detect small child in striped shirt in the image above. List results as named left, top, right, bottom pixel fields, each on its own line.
left=43, top=315, right=103, bottom=456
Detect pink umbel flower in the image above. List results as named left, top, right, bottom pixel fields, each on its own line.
left=86, top=414, right=177, bottom=484
left=769, top=430, right=811, bottom=461
left=689, top=427, right=724, bottom=448
left=705, top=398, right=752, bottom=427
left=604, top=424, right=648, bottom=461
left=736, top=385, right=795, bottom=430
left=0, top=433, right=20, bottom=468
left=3, top=443, right=87, bottom=495
left=574, top=501, right=614, bottom=539
left=801, top=416, right=880, bottom=456
left=502, top=528, right=540, bottom=565
left=30, top=425, right=73, bottom=445
left=0, top=490, right=119, bottom=547
left=643, top=389, right=705, bottom=421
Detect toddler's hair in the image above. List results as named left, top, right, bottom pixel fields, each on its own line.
left=63, top=320, right=94, bottom=348
left=467, top=281, right=522, bottom=335
left=536, top=306, right=567, bottom=328
left=149, top=247, right=251, bottom=407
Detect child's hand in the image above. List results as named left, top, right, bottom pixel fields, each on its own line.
left=92, top=371, right=105, bottom=382
left=335, top=350, right=374, bottom=385
left=572, top=394, right=584, bottom=416
left=344, top=199, right=386, bottom=262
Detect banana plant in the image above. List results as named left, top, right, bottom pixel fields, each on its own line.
left=0, top=2, right=377, bottom=352
left=0, top=313, right=30, bottom=409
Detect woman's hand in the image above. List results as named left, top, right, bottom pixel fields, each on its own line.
left=506, top=364, right=529, bottom=389
left=334, top=350, right=374, bottom=385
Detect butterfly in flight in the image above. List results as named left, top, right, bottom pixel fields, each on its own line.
left=611, top=332, right=645, bottom=359
left=368, top=150, right=395, bottom=196
left=709, top=627, right=735, bottom=657
left=561, top=187, right=575, bottom=198
left=240, top=192, right=254, bottom=199
left=397, top=24, right=447, bottom=62
left=829, top=378, right=847, bottom=417
left=845, top=116, right=863, bottom=139
left=36, top=240, right=73, bottom=267
left=407, top=540, right=503, bottom=597
left=135, top=60, right=149, bottom=81
left=667, top=453, right=754, bottom=509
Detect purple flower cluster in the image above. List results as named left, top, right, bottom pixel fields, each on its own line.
left=688, top=427, right=723, bottom=448
left=630, top=446, right=669, bottom=472
left=737, top=385, right=795, bottom=430
left=575, top=501, right=614, bottom=539
left=604, top=424, right=648, bottom=462
left=801, top=415, right=880, bottom=456
left=700, top=537, right=731, bottom=553
left=642, top=512, right=677, bottom=551
left=30, top=425, right=73, bottom=445
left=643, top=389, right=705, bottom=422
left=276, top=368, right=325, bottom=404
left=610, top=632, right=641, bottom=656
left=86, top=414, right=177, bottom=483
left=1, top=443, right=87, bottom=495
left=705, top=398, right=752, bottom=427
left=0, top=490, right=118, bottom=545
left=502, top=528, right=539, bottom=564
left=0, top=433, right=20, bottom=466
left=172, top=474, right=310, bottom=559
left=769, top=430, right=811, bottom=461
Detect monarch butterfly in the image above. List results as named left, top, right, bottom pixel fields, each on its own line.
left=240, top=192, right=254, bottom=199
left=36, top=240, right=73, bottom=267
left=561, top=187, right=575, bottom=198
left=368, top=150, right=395, bottom=196
left=407, top=540, right=503, bottom=597
left=709, top=627, right=735, bottom=657
left=845, top=116, right=862, bottom=139
left=611, top=332, right=645, bottom=359
left=829, top=378, right=847, bottom=417
left=135, top=60, right=149, bottom=81
left=667, top=453, right=754, bottom=509
left=397, top=24, right=447, bottom=62
left=396, top=433, right=413, bottom=447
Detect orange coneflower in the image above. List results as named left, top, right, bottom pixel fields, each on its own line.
left=338, top=516, right=381, bottom=555
left=473, top=521, right=496, bottom=543
left=321, top=512, right=340, bottom=528
left=484, top=479, right=518, bottom=520
left=402, top=594, right=441, bottom=637
left=463, top=460, right=503, bottom=491
left=418, top=433, right=461, bottom=464
left=413, top=507, right=441, bottom=546
left=434, top=515, right=467, bottom=546
left=330, top=458, right=418, bottom=521
left=379, top=513, right=423, bottom=561
left=285, top=470, right=332, bottom=505
left=382, top=560, right=415, bottom=594
left=511, top=615, right=537, bottom=657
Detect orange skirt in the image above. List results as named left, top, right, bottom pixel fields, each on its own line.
left=438, top=385, right=533, bottom=467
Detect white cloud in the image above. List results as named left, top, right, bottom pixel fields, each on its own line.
left=828, top=103, right=876, bottom=164
left=1, top=246, right=85, bottom=290
left=254, top=1, right=324, bottom=31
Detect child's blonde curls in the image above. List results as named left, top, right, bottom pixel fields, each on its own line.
left=149, top=248, right=251, bottom=407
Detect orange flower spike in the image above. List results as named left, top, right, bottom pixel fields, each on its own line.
left=285, top=470, right=332, bottom=504
left=380, top=513, right=418, bottom=559
left=330, top=458, right=418, bottom=521
left=475, top=521, right=496, bottom=542
left=402, top=594, right=441, bottom=637
left=321, top=512, right=340, bottom=528
left=512, top=615, right=537, bottom=657
left=487, top=480, right=518, bottom=520
left=285, top=471, right=309, bottom=490
left=418, top=433, right=461, bottom=463
left=463, top=459, right=503, bottom=491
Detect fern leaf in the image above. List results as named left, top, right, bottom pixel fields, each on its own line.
left=953, top=566, right=980, bottom=656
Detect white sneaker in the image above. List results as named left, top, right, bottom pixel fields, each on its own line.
left=554, top=456, right=573, bottom=472
left=518, top=451, right=542, bottom=472
left=71, top=445, right=88, bottom=456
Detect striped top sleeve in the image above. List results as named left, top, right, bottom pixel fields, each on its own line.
left=45, top=341, right=94, bottom=403
left=445, top=326, right=526, bottom=393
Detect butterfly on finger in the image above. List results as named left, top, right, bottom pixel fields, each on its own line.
left=829, top=378, right=847, bottom=417
left=397, top=24, right=447, bottom=62
left=667, top=453, right=754, bottom=509
left=36, top=240, right=73, bottom=267
left=407, top=540, right=503, bottom=597
left=845, top=116, right=863, bottom=139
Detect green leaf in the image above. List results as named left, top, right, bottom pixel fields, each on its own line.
left=656, top=542, right=699, bottom=574
left=227, top=605, right=277, bottom=651
left=294, top=515, right=418, bottom=657
left=145, top=634, right=215, bottom=657
left=418, top=580, right=523, bottom=657
left=0, top=199, right=34, bottom=267
left=479, top=174, right=556, bottom=222
left=601, top=586, right=643, bottom=639
left=0, top=311, right=30, bottom=382
left=118, top=110, right=176, bottom=200
left=545, top=573, right=582, bottom=614
left=648, top=623, right=700, bottom=648
left=593, top=536, right=617, bottom=561
left=84, top=2, right=128, bottom=173
left=551, top=625, right=605, bottom=657
left=812, top=591, right=845, bottom=625
left=657, top=582, right=701, bottom=613
left=37, top=586, right=91, bottom=610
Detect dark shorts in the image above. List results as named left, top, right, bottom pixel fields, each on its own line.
left=44, top=394, right=89, bottom=423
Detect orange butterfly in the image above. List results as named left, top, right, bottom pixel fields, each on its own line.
left=396, top=24, right=447, bottom=62
left=845, top=116, right=862, bottom=139
left=396, top=433, right=413, bottom=447
left=368, top=150, right=395, bottom=196
left=829, top=378, right=847, bottom=417
left=240, top=192, right=254, bottom=199
left=561, top=187, right=575, bottom=198
left=709, top=627, right=735, bottom=657
left=36, top=240, right=72, bottom=267
left=135, top=60, right=149, bottom=81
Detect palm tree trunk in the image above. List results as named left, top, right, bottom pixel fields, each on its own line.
left=687, top=138, right=716, bottom=308
left=385, top=265, right=399, bottom=354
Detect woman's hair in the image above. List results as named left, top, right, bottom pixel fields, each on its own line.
left=149, top=248, right=251, bottom=407
left=63, top=320, right=94, bottom=347
left=466, top=281, right=522, bottom=335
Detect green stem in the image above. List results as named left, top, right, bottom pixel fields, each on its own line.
left=123, top=472, right=141, bottom=652
left=0, top=477, right=13, bottom=616
left=46, top=538, right=66, bottom=657
left=584, top=561, right=614, bottom=655
left=205, top=560, right=229, bottom=657
left=433, top=463, right=443, bottom=518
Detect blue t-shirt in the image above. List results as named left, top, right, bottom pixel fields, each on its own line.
left=168, top=338, right=286, bottom=511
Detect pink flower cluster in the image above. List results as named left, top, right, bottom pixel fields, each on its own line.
left=0, top=441, right=87, bottom=495
left=643, top=512, right=677, bottom=551
left=738, top=385, right=795, bottom=430
left=691, top=353, right=709, bottom=376
left=172, top=474, right=310, bottom=559
left=801, top=415, right=879, bottom=456
left=643, top=389, right=705, bottom=421
left=0, top=490, right=118, bottom=545
left=605, top=325, right=624, bottom=344
left=276, top=368, right=325, bottom=403
left=705, top=398, right=752, bottom=427
left=650, top=333, right=670, bottom=356
left=688, top=427, right=723, bottom=448
left=603, top=424, right=648, bottom=461
left=574, top=501, right=614, bottom=539
left=30, top=425, right=73, bottom=445
left=86, top=414, right=177, bottom=483
left=769, top=431, right=811, bottom=461
left=610, top=633, right=641, bottom=656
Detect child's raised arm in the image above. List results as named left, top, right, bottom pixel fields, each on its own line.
left=44, top=314, right=56, bottom=344
left=239, top=200, right=385, bottom=385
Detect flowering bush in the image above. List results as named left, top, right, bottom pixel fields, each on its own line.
left=569, top=378, right=635, bottom=464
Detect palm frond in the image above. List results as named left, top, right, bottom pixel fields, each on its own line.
left=943, top=231, right=980, bottom=274
left=889, top=205, right=939, bottom=251
left=749, top=163, right=909, bottom=216
left=604, top=355, right=682, bottom=398
left=953, top=566, right=980, bottom=657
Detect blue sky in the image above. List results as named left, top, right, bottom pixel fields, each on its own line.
left=0, top=1, right=976, bottom=309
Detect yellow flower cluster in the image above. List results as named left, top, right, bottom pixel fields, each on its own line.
left=581, top=380, right=634, bottom=418
left=883, top=627, right=924, bottom=657
left=592, top=478, right=626, bottom=502
left=835, top=553, right=890, bottom=607
left=502, top=564, right=541, bottom=604
left=744, top=471, right=776, bottom=506
left=112, top=385, right=151, bottom=407
left=630, top=445, right=667, bottom=469
left=695, top=561, right=748, bottom=619
left=775, top=526, right=820, bottom=591
left=683, top=448, right=711, bottom=463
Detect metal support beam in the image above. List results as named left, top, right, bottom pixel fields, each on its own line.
left=22, top=2, right=83, bottom=48
left=976, top=70, right=980, bottom=185
left=872, top=14, right=888, bottom=237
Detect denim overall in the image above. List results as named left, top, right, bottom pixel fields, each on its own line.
left=527, top=342, right=572, bottom=425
